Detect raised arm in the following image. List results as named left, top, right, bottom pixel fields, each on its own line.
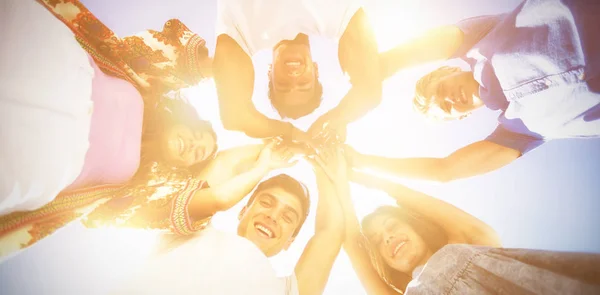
left=214, top=35, right=306, bottom=141
left=187, top=141, right=297, bottom=220
left=350, top=169, right=501, bottom=247
left=378, top=13, right=506, bottom=80
left=197, top=143, right=264, bottom=186
left=307, top=9, right=382, bottom=140
left=347, top=140, right=520, bottom=183
left=315, top=148, right=398, bottom=295
left=378, top=25, right=464, bottom=80
left=294, top=154, right=345, bottom=295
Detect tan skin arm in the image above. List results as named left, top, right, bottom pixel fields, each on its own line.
left=187, top=142, right=296, bottom=221
left=308, top=9, right=383, bottom=139
left=337, top=176, right=399, bottom=294
left=378, top=25, right=464, bottom=80
left=309, top=148, right=398, bottom=295
left=349, top=140, right=520, bottom=183
left=294, top=165, right=345, bottom=295
left=213, top=35, right=304, bottom=140
left=329, top=8, right=383, bottom=125
left=350, top=169, right=501, bottom=247
left=197, top=144, right=264, bottom=186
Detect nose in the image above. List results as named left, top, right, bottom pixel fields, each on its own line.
left=190, top=136, right=205, bottom=151
left=286, top=64, right=305, bottom=77
left=384, top=234, right=394, bottom=245
left=288, top=69, right=303, bottom=77
left=264, top=214, right=278, bottom=226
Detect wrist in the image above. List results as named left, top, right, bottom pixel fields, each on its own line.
left=350, top=152, right=365, bottom=169
left=285, top=122, right=297, bottom=141
left=324, top=109, right=345, bottom=128
left=333, top=173, right=349, bottom=185
left=253, top=161, right=272, bottom=174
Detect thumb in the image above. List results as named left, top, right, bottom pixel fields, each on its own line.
left=263, top=140, right=278, bottom=151
left=284, top=159, right=299, bottom=168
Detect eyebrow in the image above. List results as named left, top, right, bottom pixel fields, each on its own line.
left=259, top=193, right=276, bottom=203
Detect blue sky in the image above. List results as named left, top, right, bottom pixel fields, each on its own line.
left=1, top=1, right=599, bottom=294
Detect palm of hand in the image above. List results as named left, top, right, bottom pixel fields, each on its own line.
left=313, top=147, right=348, bottom=181
left=308, top=119, right=347, bottom=148
left=258, top=141, right=297, bottom=170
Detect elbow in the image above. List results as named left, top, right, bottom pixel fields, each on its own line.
left=220, top=111, right=243, bottom=132
left=362, top=83, right=383, bottom=109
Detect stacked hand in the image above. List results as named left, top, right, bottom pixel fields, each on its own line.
left=307, top=146, right=348, bottom=183
left=308, top=116, right=347, bottom=148
left=281, top=116, right=347, bottom=154
left=257, top=139, right=299, bottom=170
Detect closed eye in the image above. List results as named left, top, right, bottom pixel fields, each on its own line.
left=282, top=214, right=293, bottom=223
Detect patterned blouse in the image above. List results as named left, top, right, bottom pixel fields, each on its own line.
left=37, top=0, right=210, bottom=98
left=0, top=162, right=211, bottom=261
left=1, top=2, right=213, bottom=260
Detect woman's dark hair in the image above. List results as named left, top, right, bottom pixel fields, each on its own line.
left=361, top=205, right=449, bottom=293
left=138, top=93, right=218, bottom=176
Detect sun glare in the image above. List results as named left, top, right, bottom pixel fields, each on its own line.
left=367, top=2, right=434, bottom=51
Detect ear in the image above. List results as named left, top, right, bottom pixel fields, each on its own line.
left=238, top=206, right=248, bottom=221
left=268, top=64, right=273, bottom=75
left=283, top=236, right=296, bottom=250
left=313, top=62, right=319, bottom=78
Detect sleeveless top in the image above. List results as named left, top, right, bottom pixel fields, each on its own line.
left=215, top=0, right=363, bottom=56
left=406, top=244, right=600, bottom=295
left=66, top=55, right=143, bottom=190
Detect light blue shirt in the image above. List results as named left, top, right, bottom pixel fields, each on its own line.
left=453, top=0, right=600, bottom=154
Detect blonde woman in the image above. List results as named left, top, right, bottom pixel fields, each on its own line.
left=316, top=146, right=600, bottom=294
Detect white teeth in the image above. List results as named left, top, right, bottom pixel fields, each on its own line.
left=178, top=137, right=185, bottom=154
left=285, top=61, right=301, bottom=66
left=394, top=241, right=406, bottom=256
left=255, top=224, right=273, bottom=238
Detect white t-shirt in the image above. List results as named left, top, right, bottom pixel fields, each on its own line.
left=0, top=0, right=94, bottom=215
left=112, top=225, right=298, bottom=295
left=215, top=0, right=363, bottom=56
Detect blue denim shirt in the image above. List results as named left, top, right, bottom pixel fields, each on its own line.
left=453, top=0, right=600, bottom=154
left=405, top=244, right=600, bottom=295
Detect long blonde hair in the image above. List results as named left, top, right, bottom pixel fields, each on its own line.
left=361, top=206, right=449, bottom=293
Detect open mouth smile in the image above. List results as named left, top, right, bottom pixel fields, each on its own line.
left=391, top=239, right=408, bottom=258
left=254, top=222, right=276, bottom=239
left=178, top=136, right=185, bottom=155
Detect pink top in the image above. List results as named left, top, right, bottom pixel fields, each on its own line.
left=66, top=56, right=144, bottom=190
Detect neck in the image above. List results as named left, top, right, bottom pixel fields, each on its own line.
left=414, top=248, right=434, bottom=271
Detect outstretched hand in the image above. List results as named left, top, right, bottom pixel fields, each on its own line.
left=257, top=139, right=298, bottom=170
left=307, top=146, right=348, bottom=183
left=307, top=116, right=347, bottom=148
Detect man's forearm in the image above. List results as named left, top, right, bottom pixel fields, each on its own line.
left=295, top=174, right=344, bottom=295
left=221, top=107, right=296, bottom=139
left=326, top=84, right=382, bottom=127
left=188, top=163, right=271, bottom=219
left=378, top=25, right=464, bottom=80
left=352, top=140, right=520, bottom=183
left=353, top=152, right=447, bottom=182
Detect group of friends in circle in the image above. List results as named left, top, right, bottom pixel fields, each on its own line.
left=0, top=0, right=599, bottom=294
